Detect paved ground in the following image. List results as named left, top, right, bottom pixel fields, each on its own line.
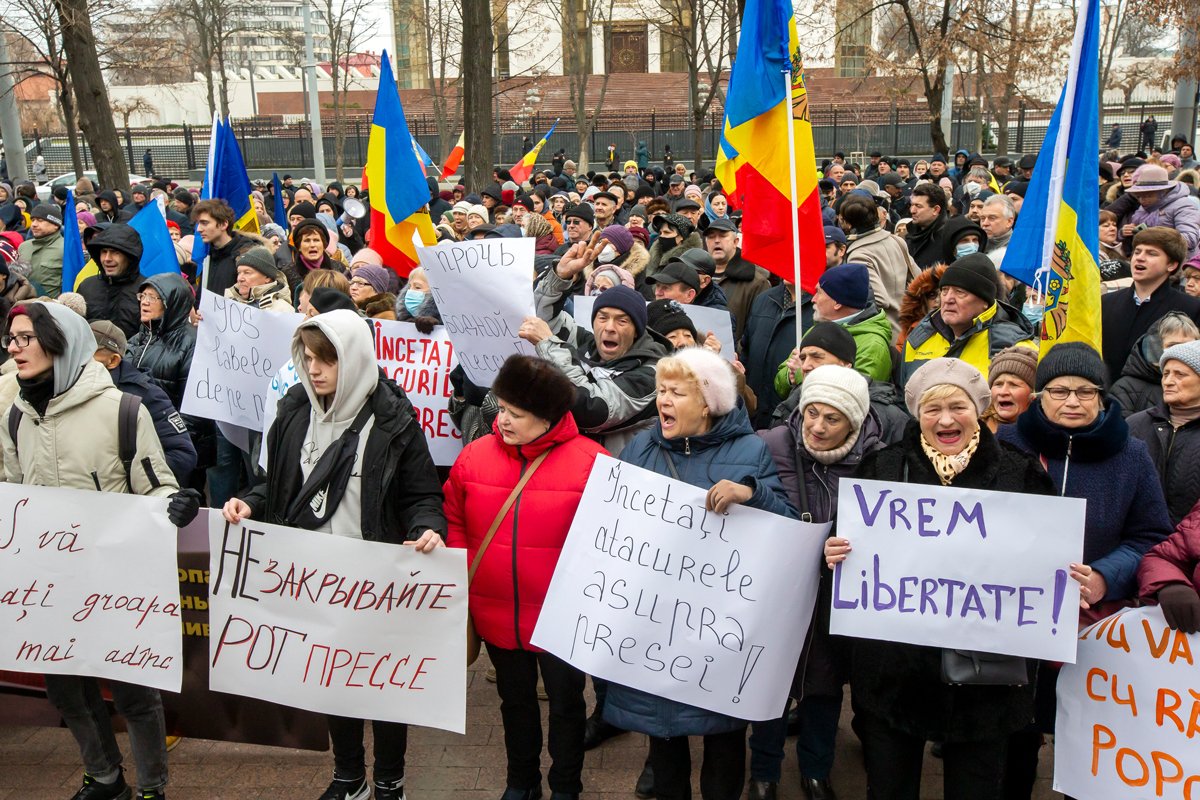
left=0, top=656, right=1058, bottom=799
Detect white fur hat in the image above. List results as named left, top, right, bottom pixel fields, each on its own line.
left=800, top=365, right=870, bottom=430
left=670, top=346, right=738, bottom=417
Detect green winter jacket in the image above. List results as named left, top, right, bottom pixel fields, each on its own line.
left=774, top=307, right=895, bottom=397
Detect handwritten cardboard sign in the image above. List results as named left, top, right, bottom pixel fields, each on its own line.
left=182, top=290, right=304, bottom=430
left=831, top=478, right=1086, bottom=662
left=574, top=295, right=736, bottom=360
left=531, top=454, right=828, bottom=721
left=207, top=515, right=469, bottom=733
left=0, top=484, right=182, bottom=691
left=259, top=320, right=464, bottom=469
left=372, top=319, right=463, bottom=465
left=1055, top=606, right=1200, bottom=799
left=417, top=239, right=535, bottom=387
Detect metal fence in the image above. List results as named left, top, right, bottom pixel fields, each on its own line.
left=15, top=98, right=1183, bottom=182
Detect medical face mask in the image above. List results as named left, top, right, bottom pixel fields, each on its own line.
left=955, top=242, right=980, bottom=259
left=403, top=290, right=425, bottom=316
left=597, top=244, right=619, bottom=264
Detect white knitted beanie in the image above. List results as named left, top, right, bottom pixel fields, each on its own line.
left=670, top=346, right=738, bottom=417
left=799, top=365, right=870, bottom=429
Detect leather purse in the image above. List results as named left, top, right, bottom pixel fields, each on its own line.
left=465, top=448, right=553, bottom=665
left=940, top=649, right=1029, bottom=686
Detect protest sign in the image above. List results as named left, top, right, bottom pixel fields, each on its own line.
left=207, top=515, right=469, bottom=733
left=0, top=484, right=182, bottom=691
left=531, top=454, right=829, bottom=721
left=259, top=319, right=463, bottom=469
left=373, top=319, right=462, bottom=465
left=1055, top=606, right=1200, bottom=799
left=417, top=238, right=535, bottom=387
left=830, top=478, right=1086, bottom=662
left=182, top=290, right=303, bottom=430
left=574, top=295, right=736, bottom=359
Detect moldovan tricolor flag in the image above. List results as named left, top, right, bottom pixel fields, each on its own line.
left=999, top=0, right=1102, bottom=359
left=715, top=0, right=824, bottom=293
left=364, top=51, right=437, bottom=278
left=510, top=120, right=558, bottom=185
left=441, top=132, right=465, bottom=180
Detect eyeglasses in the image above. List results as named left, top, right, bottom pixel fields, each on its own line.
left=2, top=333, right=37, bottom=349
left=136, top=292, right=162, bottom=303
left=1043, top=385, right=1102, bottom=401
left=349, top=278, right=372, bottom=287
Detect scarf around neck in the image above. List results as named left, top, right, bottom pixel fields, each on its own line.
left=920, top=426, right=981, bottom=485
left=804, top=426, right=860, bottom=465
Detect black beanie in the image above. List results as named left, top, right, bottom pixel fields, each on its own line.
left=939, top=253, right=998, bottom=305
left=800, top=321, right=857, bottom=365
left=646, top=299, right=698, bottom=342
left=290, top=201, right=317, bottom=220
left=310, top=287, right=359, bottom=314
left=593, top=285, right=648, bottom=338
left=1035, top=342, right=1109, bottom=391
left=491, top=355, right=577, bottom=425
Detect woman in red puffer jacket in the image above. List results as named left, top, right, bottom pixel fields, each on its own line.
left=1139, top=498, right=1200, bottom=634
left=444, top=355, right=607, bottom=800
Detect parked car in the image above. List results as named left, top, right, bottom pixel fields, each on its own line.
left=37, top=171, right=149, bottom=202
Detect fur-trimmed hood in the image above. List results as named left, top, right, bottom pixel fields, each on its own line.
left=898, top=263, right=947, bottom=343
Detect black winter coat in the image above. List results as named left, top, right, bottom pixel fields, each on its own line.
left=1109, top=332, right=1164, bottom=418
left=1127, top=405, right=1200, bottom=527
left=79, top=264, right=145, bottom=340
left=242, top=374, right=446, bottom=542
left=741, top=284, right=813, bottom=429
left=202, top=231, right=257, bottom=297
left=110, top=359, right=196, bottom=483
left=126, top=272, right=196, bottom=410
left=850, top=421, right=1055, bottom=743
left=1101, top=283, right=1200, bottom=381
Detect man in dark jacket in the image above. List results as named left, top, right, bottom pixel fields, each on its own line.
left=905, top=183, right=949, bottom=268
left=427, top=176, right=451, bottom=221
left=193, top=198, right=256, bottom=296
left=741, top=281, right=813, bottom=428
left=705, top=218, right=771, bottom=342
left=79, top=223, right=146, bottom=338
left=91, top=320, right=197, bottom=484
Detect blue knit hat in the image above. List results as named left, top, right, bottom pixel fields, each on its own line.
left=817, top=262, right=871, bottom=309
left=593, top=285, right=647, bottom=338
left=1161, top=340, right=1200, bottom=376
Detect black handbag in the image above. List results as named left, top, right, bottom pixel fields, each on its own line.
left=940, top=649, right=1029, bottom=686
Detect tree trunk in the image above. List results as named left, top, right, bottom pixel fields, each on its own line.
left=58, top=80, right=84, bottom=176
left=926, top=81, right=949, bottom=155
left=215, top=37, right=230, bottom=117
left=55, top=0, right=128, bottom=189
left=462, top=0, right=493, bottom=189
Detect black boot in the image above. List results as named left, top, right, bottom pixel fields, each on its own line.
left=748, top=781, right=778, bottom=800
left=800, top=776, right=837, bottom=800
left=634, top=759, right=654, bottom=799
left=582, top=709, right=625, bottom=750
left=499, top=787, right=542, bottom=800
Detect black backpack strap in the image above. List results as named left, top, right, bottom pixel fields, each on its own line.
left=7, top=405, right=21, bottom=448
left=118, top=392, right=142, bottom=491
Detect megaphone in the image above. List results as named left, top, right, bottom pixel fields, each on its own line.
left=342, top=197, right=366, bottom=219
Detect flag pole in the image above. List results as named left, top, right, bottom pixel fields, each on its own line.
left=783, top=67, right=804, bottom=351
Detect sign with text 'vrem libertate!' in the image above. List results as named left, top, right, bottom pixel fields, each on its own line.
left=831, top=478, right=1087, bottom=663
left=532, top=455, right=829, bottom=721
left=207, top=515, right=469, bottom=733
left=0, top=484, right=182, bottom=691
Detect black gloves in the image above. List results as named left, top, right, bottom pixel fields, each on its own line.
left=1158, top=584, right=1200, bottom=634
left=413, top=315, right=439, bottom=335
left=167, top=488, right=203, bottom=528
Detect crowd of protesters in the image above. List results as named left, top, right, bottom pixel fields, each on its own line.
left=1, top=129, right=1200, bottom=800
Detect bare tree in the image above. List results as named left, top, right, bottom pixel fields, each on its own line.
left=319, top=0, right=377, bottom=181
left=167, top=0, right=252, bottom=118
left=54, top=0, right=127, bottom=188
left=462, top=0, right=494, bottom=188
left=417, top=0, right=464, bottom=158
left=111, top=95, right=155, bottom=128
left=556, top=0, right=615, bottom=172
left=1108, top=60, right=1164, bottom=109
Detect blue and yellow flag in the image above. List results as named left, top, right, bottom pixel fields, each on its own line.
left=61, top=189, right=88, bottom=291
left=129, top=200, right=181, bottom=278
left=272, top=172, right=288, bottom=230
left=364, top=51, right=436, bottom=277
left=194, top=117, right=260, bottom=274
left=999, top=0, right=1101, bottom=359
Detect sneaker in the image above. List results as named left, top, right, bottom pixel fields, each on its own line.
left=374, top=778, right=406, bottom=800
left=137, top=791, right=166, bottom=800
left=318, top=777, right=370, bottom=800
left=69, top=773, right=132, bottom=800
left=165, top=735, right=182, bottom=751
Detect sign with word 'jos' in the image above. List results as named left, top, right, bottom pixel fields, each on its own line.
left=831, top=479, right=1086, bottom=662
left=531, top=454, right=828, bottom=721
left=1055, top=606, right=1200, bottom=799
left=207, top=515, right=469, bottom=733
left=417, top=238, right=535, bottom=387
left=182, top=290, right=303, bottom=430
left=0, top=484, right=182, bottom=691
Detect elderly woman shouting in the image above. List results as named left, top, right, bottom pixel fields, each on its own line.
left=823, top=358, right=1054, bottom=800
left=604, top=347, right=796, bottom=800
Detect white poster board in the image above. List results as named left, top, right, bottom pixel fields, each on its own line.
left=259, top=320, right=464, bottom=469
left=1055, top=606, right=1200, bottom=799
left=0, top=484, right=182, bottom=691
left=207, top=515, right=468, bottom=733
left=182, top=290, right=303, bottom=430
left=531, top=454, right=829, bottom=721
left=574, top=295, right=735, bottom=360
left=417, top=238, right=536, bottom=387
left=830, top=478, right=1086, bottom=662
